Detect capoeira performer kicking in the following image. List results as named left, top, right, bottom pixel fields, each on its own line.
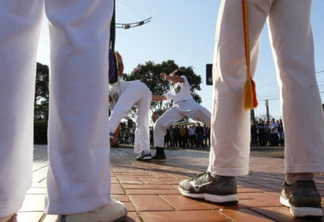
left=109, top=52, right=152, bottom=161
left=152, top=69, right=211, bottom=160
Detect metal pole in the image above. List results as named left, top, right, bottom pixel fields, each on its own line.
left=266, top=99, right=270, bottom=122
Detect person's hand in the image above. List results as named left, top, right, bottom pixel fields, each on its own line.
left=160, top=72, right=168, bottom=80
left=115, top=51, right=122, bottom=63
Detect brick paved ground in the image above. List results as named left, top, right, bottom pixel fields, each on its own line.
left=15, top=145, right=324, bottom=221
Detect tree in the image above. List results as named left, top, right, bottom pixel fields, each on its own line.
left=35, top=62, right=49, bottom=120
left=123, top=60, right=202, bottom=120
left=256, top=113, right=273, bottom=122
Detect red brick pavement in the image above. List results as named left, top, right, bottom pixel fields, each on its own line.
left=17, top=146, right=324, bottom=221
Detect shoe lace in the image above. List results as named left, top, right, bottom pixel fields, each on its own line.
left=190, top=171, right=209, bottom=181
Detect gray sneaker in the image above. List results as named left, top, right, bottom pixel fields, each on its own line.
left=280, top=180, right=323, bottom=217
left=178, top=171, right=238, bottom=204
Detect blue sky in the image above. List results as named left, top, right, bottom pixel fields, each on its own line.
left=37, top=0, right=324, bottom=119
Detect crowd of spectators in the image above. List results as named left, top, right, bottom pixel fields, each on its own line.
left=250, top=118, right=284, bottom=146
left=115, top=118, right=284, bottom=149
left=116, top=121, right=136, bottom=145
left=156, top=123, right=211, bottom=148
left=114, top=121, right=211, bottom=149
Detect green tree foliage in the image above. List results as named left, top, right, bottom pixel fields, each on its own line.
left=34, top=63, right=49, bottom=143
left=123, top=60, right=202, bottom=120
left=35, top=62, right=49, bottom=121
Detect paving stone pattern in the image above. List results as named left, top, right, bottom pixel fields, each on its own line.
left=15, top=146, right=324, bottom=221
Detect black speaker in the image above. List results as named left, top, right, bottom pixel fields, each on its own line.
left=206, top=64, right=213, bottom=85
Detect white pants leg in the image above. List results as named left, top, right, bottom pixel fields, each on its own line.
left=267, top=0, right=324, bottom=174
left=45, top=0, right=114, bottom=214
left=153, top=107, right=185, bottom=148
left=177, top=100, right=211, bottom=126
left=0, top=1, right=44, bottom=218
left=208, top=0, right=271, bottom=176
left=134, top=86, right=152, bottom=153
left=109, top=81, right=151, bottom=153
left=208, top=0, right=324, bottom=176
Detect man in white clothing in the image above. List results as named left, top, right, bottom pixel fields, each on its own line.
left=0, top=1, right=127, bottom=221
left=269, top=118, right=279, bottom=146
left=152, top=69, right=211, bottom=160
left=109, top=52, right=152, bottom=161
left=179, top=0, right=324, bottom=218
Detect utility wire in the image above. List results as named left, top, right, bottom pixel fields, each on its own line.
left=256, top=82, right=277, bottom=88
left=256, top=69, right=324, bottom=89
left=117, top=0, right=147, bottom=19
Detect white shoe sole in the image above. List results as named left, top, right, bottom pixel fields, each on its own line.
left=178, top=187, right=238, bottom=204
left=280, top=196, right=323, bottom=217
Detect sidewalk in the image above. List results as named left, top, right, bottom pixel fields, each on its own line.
left=17, top=145, right=323, bottom=222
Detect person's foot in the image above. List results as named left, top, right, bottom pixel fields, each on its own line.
left=136, top=151, right=152, bottom=161
left=0, top=214, right=17, bottom=222
left=179, top=171, right=238, bottom=204
left=152, top=147, right=166, bottom=161
left=151, top=153, right=166, bottom=161
left=56, top=197, right=127, bottom=222
left=280, top=180, right=323, bottom=217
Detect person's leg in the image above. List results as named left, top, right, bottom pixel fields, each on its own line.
left=133, top=83, right=152, bottom=160
left=179, top=0, right=271, bottom=203
left=268, top=0, right=323, bottom=217
left=109, top=82, right=141, bottom=133
left=0, top=1, right=44, bottom=219
left=208, top=0, right=270, bottom=176
left=44, top=0, right=126, bottom=220
left=183, top=101, right=211, bottom=127
left=190, top=135, right=195, bottom=147
left=153, top=107, right=184, bottom=159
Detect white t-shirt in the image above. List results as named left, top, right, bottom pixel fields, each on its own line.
left=163, top=75, right=193, bottom=104
left=269, top=121, right=279, bottom=134
left=109, top=76, right=129, bottom=110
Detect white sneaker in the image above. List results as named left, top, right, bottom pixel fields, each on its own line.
left=0, top=214, right=17, bottom=222
left=136, top=151, right=152, bottom=161
left=56, top=198, right=127, bottom=222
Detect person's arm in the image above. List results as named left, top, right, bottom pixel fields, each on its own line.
left=115, top=51, right=124, bottom=77
left=152, top=95, right=166, bottom=101
left=108, top=94, right=116, bottom=111
left=160, top=72, right=184, bottom=83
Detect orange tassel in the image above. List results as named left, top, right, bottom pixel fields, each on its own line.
left=244, top=77, right=258, bottom=109
left=242, top=0, right=258, bottom=110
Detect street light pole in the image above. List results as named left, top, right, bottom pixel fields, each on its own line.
left=116, top=17, right=153, bottom=29
left=266, top=99, right=270, bottom=122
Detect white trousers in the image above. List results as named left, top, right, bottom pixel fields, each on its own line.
left=109, top=81, right=152, bottom=153
left=209, top=0, right=324, bottom=176
left=0, top=0, right=113, bottom=217
left=154, top=100, right=211, bottom=147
